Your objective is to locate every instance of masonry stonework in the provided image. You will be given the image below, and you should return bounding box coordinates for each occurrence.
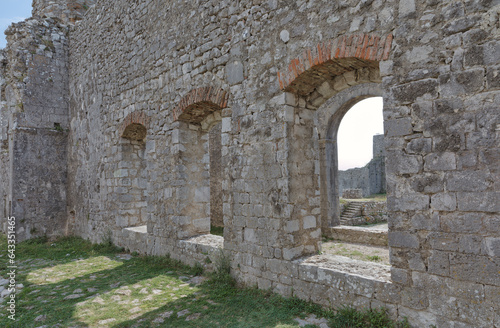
[1,1,500,327]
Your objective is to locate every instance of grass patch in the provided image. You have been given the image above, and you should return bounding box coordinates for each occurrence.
[0,235,405,327]
[366,255,382,262]
[330,306,410,328]
[324,243,389,265]
[210,225,224,237]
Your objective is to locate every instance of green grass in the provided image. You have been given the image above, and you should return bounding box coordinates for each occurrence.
[366,255,382,262]
[210,225,224,237]
[330,306,409,328]
[0,235,407,327]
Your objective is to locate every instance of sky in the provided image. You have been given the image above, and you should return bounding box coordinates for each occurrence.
[337,97,384,170]
[1,1,384,170]
[0,0,32,48]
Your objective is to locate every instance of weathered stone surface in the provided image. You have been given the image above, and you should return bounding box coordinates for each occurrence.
[0,1,499,326]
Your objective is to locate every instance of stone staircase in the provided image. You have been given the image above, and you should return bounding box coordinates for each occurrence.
[340,201,363,225]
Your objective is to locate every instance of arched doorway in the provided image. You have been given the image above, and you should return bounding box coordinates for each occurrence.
[318,83,383,228]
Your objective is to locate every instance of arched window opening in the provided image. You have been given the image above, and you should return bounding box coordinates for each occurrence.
[170,86,229,241]
[117,122,148,229]
[209,121,223,236]
[321,95,389,266]
[337,97,386,225]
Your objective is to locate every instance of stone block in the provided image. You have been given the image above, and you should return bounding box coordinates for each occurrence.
[114,169,128,178]
[386,151,422,174]
[406,138,432,154]
[456,192,500,212]
[332,75,349,91]
[317,81,335,99]
[221,117,231,132]
[458,234,482,254]
[399,0,416,17]
[388,231,419,249]
[225,60,244,85]
[438,69,485,96]
[440,212,482,233]
[392,79,438,104]
[428,250,450,276]
[483,237,500,257]
[410,212,440,231]
[410,173,444,193]
[450,253,500,285]
[431,193,457,211]
[424,152,456,171]
[283,245,304,260]
[388,194,429,211]
[487,66,500,89]
[244,228,257,243]
[302,216,316,229]
[401,287,429,310]
[446,171,491,192]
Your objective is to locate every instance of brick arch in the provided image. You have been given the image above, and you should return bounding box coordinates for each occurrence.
[120,111,150,141]
[173,87,229,125]
[277,33,393,96]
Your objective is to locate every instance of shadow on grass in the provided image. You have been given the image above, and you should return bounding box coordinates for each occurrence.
[0,236,408,328]
[0,236,201,327]
[0,236,318,328]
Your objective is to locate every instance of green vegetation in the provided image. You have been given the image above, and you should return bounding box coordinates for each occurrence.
[330,306,409,328]
[0,235,407,327]
[210,225,224,237]
[325,243,388,265]
[366,255,382,262]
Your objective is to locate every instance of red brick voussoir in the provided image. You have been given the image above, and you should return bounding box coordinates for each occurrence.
[172,87,229,125]
[277,33,393,95]
[119,111,150,140]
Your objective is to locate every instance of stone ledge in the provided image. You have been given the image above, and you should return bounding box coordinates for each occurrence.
[326,225,388,246]
[177,234,224,251]
[124,225,147,233]
[296,253,391,282]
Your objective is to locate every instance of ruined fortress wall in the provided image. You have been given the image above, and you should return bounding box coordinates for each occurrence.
[0,50,9,223]
[61,0,500,326]
[32,0,96,23]
[0,17,70,241]
[338,157,386,197]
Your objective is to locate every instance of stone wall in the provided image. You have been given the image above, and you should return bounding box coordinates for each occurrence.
[209,122,223,227]
[1,0,499,327]
[339,135,386,197]
[0,17,71,241]
[66,0,500,326]
[373,133,385,158]
[0,50,9,223]
[32,0,96,24]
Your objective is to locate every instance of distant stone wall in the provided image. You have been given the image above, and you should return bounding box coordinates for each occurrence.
[342,189,363,199]
[373,134,385,158]
[345,201,387,226]
[339,156,386,197]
